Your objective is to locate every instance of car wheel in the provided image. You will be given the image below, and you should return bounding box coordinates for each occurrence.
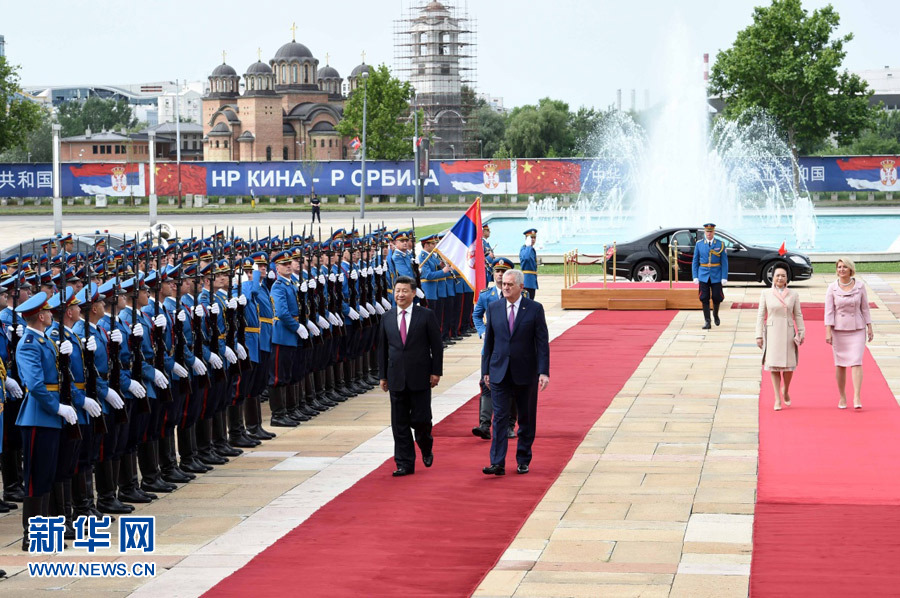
[763,261,791,287]
[632,260,661,283]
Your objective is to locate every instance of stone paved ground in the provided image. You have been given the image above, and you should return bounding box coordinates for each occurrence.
[1,271,898,597]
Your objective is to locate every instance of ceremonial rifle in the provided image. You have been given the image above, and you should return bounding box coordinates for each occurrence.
[206,231,226,383]
[130,237,151,414]
[409,218,427,308]
[190,231,211,389]
[224,228,239,375]
[56,244,81,440]
[82,256,108,435]
[235,235,251,372]
[107,234,128,425]
[152,236,173,403]
[8,246,22,382]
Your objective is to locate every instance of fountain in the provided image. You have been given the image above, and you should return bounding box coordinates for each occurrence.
[523,30,817,252]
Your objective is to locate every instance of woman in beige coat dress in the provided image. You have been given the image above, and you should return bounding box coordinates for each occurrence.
[756,266,805,410]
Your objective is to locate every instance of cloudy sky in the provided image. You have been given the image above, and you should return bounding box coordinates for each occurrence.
[5,0,893,110]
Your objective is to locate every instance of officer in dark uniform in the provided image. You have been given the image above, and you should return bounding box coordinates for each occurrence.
[692,223,729,330]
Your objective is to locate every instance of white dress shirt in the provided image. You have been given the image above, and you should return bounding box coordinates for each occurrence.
[505,296,522,322]
[396,304,414,337]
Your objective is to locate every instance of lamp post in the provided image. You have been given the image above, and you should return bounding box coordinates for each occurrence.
[149,130,157,226]
[52,123,62,234]
[360,70,369,219]
[478,139,483,159]
[449,144,456,159]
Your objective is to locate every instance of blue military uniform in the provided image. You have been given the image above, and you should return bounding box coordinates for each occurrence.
[691,223,729,329]
[519,228,539,299]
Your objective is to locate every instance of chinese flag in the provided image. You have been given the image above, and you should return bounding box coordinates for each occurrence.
[778,241,786,256]
[155,164,207,196]
[518,160,581,193]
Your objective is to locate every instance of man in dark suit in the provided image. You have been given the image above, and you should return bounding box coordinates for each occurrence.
[378,276,443,477]
[482,269,550,476]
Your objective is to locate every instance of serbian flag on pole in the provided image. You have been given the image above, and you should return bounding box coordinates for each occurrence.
[432,197,486,299]
[350,136,361,150]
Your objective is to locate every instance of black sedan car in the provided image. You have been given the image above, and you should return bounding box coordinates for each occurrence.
[605,227,813,286]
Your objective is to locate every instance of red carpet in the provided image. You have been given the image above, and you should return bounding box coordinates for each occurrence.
[572,282,696,289]
[205,310,675,598]
[752,317,900,596]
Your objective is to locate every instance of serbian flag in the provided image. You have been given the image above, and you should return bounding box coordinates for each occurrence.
[432,197,486,299]
[441,160,512,194]
[517,159,581,193]
[68,163,145,197]
[836,156,899,191]
[778,241,786,256]
[154,163,208,195]
[350,136,361,150]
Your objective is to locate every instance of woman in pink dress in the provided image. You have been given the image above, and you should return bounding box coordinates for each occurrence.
[824,258,874,409]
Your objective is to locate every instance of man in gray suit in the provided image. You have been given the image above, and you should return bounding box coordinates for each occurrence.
[378,276,443,477]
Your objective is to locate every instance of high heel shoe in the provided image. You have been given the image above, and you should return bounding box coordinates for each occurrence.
[783,393,791,406]
[774,402,782,411]
[838,398,847,409]
[854,400,862,410]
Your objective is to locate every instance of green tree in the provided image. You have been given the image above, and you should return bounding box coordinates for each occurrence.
[503,98,575,158]
[708,0,873,187]
[820,109,900,155]
[0,57,43,155]
[570,106,607,155]
[473,104,506,159]
[57,96,137,138]
[0,106,53,162]
[337,64,417,160]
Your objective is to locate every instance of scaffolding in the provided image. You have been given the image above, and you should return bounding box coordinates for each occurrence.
[394,0,478,160]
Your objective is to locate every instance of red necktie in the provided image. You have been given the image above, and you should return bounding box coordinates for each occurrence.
[400,310,407,345]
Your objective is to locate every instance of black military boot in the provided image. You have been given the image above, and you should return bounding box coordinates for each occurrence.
[138,441,177,493]
[289,383,314,420]
[213,411,242,457]
[702,305,712,330]
[713,303,721,326]
[160,435,193,483]
[269,386,298,427]
[324,365,346,402]
[228,404,260,448]
[357,356,374,390]
[362,354,380,386]
[312,373,337,408]
[22,495,43,551]
[296,384,319,418]
[96,460,133,514]
[72,469,93,518]
[49,482,75,540]
[245,395,275,440]
[254,396,276,439]
[2,449,24,503]
[348,361,367,395]
[196,419,228,465]
[178,425,210,473]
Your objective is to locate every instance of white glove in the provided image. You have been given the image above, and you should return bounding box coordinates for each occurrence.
[172,362,189,378]
[415,288,425,299]
[83,397,102,418]
[367,266,374,276]
[328,273,336,283]
[692,278,699,284]
[374,302,385,315]
[339,273,345,282]
[317,315,329,329]
[301,281,308,292]
[85,336,97,352]
[375,265,383,275]
[110,329,123,344]
[4,377,23,399]
[308,278,317,289]
[57,404,77,425]
[210,302,220,315]
[359,307,370,319]
[191,359,208,376]
[296,326,309,340]
[235,343,247,360]
[348,308,359,321]
[722,279,728,285]
[318,275,326,285]
[132,323,143,338]
[306,322,320,336]
[195,304,205,317]
[238,294,247,306]
[15,324,25,338]
[223,346,237,365]
[153,314,167,329]
[350,269,358,280]
[177,309,187,322]
[104,388,124,410]
[153,368,169,389]
[365,302,375,314]
[227,298,237,310]
[328,312,341,326]
[525,236,534,247]
[128,379,147,399]
[360,268,368,278]
[208,353,223,369]
[381,297,391,310]
[58,340,73,355]
[267,270,276,280]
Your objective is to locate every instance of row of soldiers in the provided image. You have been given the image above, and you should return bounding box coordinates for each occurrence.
[0,225,442,551]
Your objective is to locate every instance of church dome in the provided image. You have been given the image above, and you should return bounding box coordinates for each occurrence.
[211,62,237,77]
[350,63,371,78]
[273,41,314,61]
[318,65,340,79]
[245,60,273,75]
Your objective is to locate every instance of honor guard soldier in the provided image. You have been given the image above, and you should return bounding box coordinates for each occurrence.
[418,234,450,342]
[520,229,539,300]
[14,292,79,550]
[0,277,26,511]
[243,252,276,439]
[471,258,517,440]
[482,223,495,282]
[692,223,729,330]
[269,250,309,427]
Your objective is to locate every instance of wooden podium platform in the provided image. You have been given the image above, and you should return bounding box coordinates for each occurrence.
[561,282,701,310]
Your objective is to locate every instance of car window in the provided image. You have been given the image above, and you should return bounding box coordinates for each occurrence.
[718,236,738,249]
[673,231,695,249]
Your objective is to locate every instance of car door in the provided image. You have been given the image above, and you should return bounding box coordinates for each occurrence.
[717,233,755,281]
[670,229,696,281]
